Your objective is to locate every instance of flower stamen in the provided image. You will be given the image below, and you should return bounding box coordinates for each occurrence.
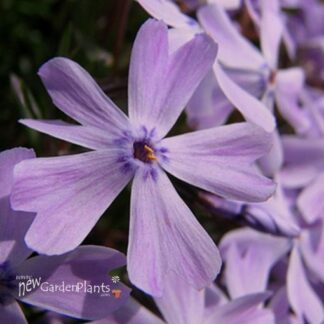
[133,141,157,163]
[144,145,157,161]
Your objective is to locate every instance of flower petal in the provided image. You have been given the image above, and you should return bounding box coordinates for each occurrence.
[275,68,310,134]
[154,271,205,324]
[11,150,133,255]
[128,167,221,296]
[0,301,27,324]
[220,229,290,299]
[128,19,218,138]
[245,0,299,63]
[244,0,261,25]
[206,292,274,324]
[258,130,283,176]
[287,247,324,324]
[283,136,324,168]
[213,63,275,132]
[136,0,200,30]
[162,123,276,202]
[208,0,241,10]
[297,175,324,223]
[245,179,300,237]
[38,57,129,134]
[205,285,228,317]
[269,287,291,323]
[0,148,35,199]
[225,67,267,99]
[0,198,35,266]
[168,28,195,54]
[92,298,164,324]
[0,148,36,266]
[260,0,283,69]
[299,223,324,282]
[281,136,324,187]
[198,3,265,70]
[128,19,168,131]
[14,246,130,320]
[186,71,234,130]
[280,165,317,189]
[20,119,115,150]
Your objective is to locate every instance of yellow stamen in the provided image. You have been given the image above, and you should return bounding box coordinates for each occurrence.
[144,145,157,161]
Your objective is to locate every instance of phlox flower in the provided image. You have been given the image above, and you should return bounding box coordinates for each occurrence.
[94,272,274,324]
[136,0,276,133]
[137,0,315,176]
[200,178,300,237]
[199,1,309,132]
[220,190,324,323]
[11,19,275,296]
[202,127,324,322]
[0,148,130,322]
[285,135,324,227]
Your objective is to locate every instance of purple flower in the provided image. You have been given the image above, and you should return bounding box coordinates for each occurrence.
[297,172,324,224]
[219,182,324,323]
[0,148,130,321]
[0,148,36,267]
[268,286,298,323]
[252,134,324,321]
[287,246,324,323]
[244,178,300,237]
[199,2,309,132]
[91,298,164,324]
[154,272,274,324]
[219,228,291,299]
[244,0,297,58]
[208,0,242,10]
[172,0,242,11]
[11,19,275,296]
[137,0,241,30]
[137,0,276,133]
[186,70,234,129]
[137,1,288,177]
[136,0,202,31]
[282,173,324,323]
[285,0,324,45]
[247,0,324,84]
[196,187,300,237]
[96,272,274,324]
[280,135,324,188]
[299,87,324,138]
[199,2,314,176]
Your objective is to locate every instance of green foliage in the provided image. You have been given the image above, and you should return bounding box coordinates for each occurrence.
[0,0,147,149]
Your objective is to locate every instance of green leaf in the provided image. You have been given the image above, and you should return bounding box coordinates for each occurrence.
[57,23,73,56]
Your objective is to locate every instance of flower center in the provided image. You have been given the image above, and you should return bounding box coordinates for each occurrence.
[133,141,157,163]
